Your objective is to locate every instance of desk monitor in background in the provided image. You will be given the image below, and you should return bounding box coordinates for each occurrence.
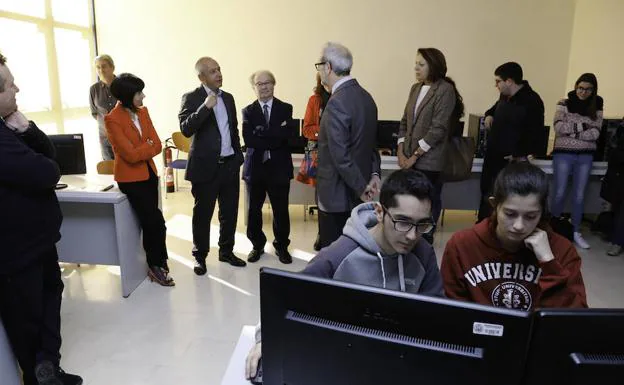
[376,120,399,156]
[522,309,624,385]
[260,268,533,385]
[49,134,86,175]
[287,118,306,154]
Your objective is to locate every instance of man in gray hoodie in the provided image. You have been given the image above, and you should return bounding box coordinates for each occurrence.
[245,169,444,380]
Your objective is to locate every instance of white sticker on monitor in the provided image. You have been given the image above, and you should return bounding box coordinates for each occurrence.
[473,322,504,337]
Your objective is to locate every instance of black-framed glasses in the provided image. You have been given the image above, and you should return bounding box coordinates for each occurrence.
[314,61,327,71]
[577,86,594,93]
[382,206,434,234]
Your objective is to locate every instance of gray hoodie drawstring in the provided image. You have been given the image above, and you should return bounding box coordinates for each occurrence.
[398,254,406,292]
[377,252,406,291]
[376,252,387,289]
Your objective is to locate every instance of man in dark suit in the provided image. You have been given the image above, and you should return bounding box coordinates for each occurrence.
[179,57,246,274]
[0,52,83,385]
[315,42,381,248]
[242,70,294,264]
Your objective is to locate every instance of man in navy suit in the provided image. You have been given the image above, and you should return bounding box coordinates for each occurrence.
[242,70,294,264]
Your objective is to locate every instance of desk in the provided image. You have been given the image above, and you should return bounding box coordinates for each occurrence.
[56,175,147,298]
[221,325,256,385]
[285,155,609,215]
[0,317,20,385]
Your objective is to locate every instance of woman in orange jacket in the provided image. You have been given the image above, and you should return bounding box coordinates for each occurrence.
[105,73,174,286]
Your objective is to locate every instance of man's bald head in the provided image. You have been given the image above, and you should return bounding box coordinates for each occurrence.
[195,57,222,91]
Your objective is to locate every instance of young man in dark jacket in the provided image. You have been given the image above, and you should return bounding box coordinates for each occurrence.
[0,53,82,385]
[245,169,444,380]
[478,62,545,222]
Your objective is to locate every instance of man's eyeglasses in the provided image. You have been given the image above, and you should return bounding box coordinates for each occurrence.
[382,206,434,234]
[314,61,327,71]
[254,81,273,88]
[577,86,594,93]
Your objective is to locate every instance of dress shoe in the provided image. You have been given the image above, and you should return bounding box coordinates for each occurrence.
[55,367,83,385]
[313,234,321,251]
[219,253,247,267]
[148,266,175,286]
[247,249,265,263]
[194,259,207,275]
[275,248,293,264]
[35,361,83,385]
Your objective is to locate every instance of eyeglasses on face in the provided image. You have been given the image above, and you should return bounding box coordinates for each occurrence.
[382,206,434,234]
[254,81,273,88]
[577,86,594,93]
[315,61,327,71]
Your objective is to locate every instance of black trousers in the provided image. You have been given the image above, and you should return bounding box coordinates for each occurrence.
[478,153,509,222]
[117,166,168,268]
[318,210,351,249]
[191,158,240,260]
[246,180,291,251]
[0,248,63,385]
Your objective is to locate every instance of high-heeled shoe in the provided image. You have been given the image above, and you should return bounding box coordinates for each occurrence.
[148,266,175,286]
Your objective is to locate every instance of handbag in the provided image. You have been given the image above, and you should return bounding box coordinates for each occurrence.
[296,142,318,185]
[441,136,476,182]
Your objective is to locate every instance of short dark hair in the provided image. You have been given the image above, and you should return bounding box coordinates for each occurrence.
[379,169,434,209]
[110,73,145,111]
[495,62,523,84]
[491,162,550,227]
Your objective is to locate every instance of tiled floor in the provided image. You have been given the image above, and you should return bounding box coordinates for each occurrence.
[58,184,624,385]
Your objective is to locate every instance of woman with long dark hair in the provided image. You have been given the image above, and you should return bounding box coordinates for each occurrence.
[397,47,464,243]
[441,162,587,310]
[551,73,604,249]
[297,73,331,250]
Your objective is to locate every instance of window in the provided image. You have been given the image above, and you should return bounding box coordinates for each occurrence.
[0,0,96,135]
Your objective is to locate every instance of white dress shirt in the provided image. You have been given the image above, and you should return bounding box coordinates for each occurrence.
[202,85,234,157]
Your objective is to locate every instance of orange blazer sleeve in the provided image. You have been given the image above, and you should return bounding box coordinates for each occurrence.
[105,107,159,164]
[141,107,162,155]
[302,94,321,140]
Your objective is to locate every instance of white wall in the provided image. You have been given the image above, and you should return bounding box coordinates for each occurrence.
[93,0,577,140]
[567,0,624,119]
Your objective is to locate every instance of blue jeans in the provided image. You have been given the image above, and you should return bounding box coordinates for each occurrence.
[551,153,593,231]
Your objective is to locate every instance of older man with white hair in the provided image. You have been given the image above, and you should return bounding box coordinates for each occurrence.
[314,42,381,248]
[242,70,294,264]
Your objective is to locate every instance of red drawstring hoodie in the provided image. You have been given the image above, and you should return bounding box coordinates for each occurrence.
[441,218,588,310]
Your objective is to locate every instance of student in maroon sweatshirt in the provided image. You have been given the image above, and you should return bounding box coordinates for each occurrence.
[441,162,588,310]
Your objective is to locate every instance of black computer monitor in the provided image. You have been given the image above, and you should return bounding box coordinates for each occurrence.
[48,134,87,175]
[522,309,624,385]
[287,118,307,154]
[377,120,399,155]
[260,268,533,385]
